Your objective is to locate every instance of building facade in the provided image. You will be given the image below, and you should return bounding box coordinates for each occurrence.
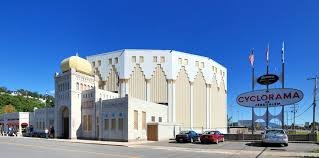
[86,49,227,131]
[1,49,226,141]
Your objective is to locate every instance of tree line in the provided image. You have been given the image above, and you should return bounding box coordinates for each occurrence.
[0,86,54,114]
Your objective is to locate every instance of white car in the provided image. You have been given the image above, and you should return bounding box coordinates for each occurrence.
[261,129,288,146]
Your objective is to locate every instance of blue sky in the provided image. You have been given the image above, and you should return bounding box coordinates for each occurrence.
[0,0,318,125]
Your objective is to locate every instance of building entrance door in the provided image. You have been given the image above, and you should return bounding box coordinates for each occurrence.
[147,124,158,141]
[62,108,69,139]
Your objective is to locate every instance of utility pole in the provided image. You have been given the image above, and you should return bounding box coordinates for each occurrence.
[290,104,298,130]
[308,76,318,134]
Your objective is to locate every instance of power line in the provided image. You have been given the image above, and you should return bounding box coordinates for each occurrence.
[295,103,313,118]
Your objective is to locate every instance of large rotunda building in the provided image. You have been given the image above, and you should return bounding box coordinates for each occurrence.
[52,49,227,141]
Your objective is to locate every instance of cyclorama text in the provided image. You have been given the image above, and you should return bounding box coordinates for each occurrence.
[237,92,301,103]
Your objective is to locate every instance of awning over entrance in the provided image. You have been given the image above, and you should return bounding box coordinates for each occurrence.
[21,123,28,126]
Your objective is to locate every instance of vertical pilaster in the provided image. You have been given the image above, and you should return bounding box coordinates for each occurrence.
[146,79,151,101]
[167,79,173,122]
[125,79,129,96]
[206,84,211,129]
[190,81,194,129]
[119,79,126,97]
[172,80,176,123]
[99,99,103,140]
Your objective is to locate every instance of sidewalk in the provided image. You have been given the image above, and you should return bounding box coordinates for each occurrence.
[50,138,156,147]
[7,136,156,147]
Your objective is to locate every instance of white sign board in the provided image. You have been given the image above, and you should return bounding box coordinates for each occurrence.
[236,88,304,108]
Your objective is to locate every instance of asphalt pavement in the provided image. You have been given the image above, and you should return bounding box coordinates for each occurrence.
[0,136,318,158]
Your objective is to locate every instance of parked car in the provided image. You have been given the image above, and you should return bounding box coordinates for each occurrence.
[175,130,199,143]
[200,130,224,144]
[261,129,288,146]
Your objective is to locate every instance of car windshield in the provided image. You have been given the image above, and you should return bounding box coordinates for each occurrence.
[203,131,215,135]
[266,130,284,135]
[180,131,190,134]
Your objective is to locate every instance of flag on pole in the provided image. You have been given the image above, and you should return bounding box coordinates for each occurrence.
[249,49,254,67]
[282,41,285,63]
[266,44,269,65]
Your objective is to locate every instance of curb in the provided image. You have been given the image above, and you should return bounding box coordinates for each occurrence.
[0,136,130,147]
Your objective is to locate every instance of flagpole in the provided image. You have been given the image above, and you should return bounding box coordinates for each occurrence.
[266,44,269,129]
[251,49,255,134]
[281,41,285,129]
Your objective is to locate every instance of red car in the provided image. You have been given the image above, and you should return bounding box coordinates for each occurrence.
[200,131,224,144]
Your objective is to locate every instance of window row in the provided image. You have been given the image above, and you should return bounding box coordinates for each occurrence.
[36,121,45,130]
[76,82,94,91]
[92,57,119,67]
[99,93,117,100]
[133,110,162,130]
[131,56,165,63]
[57,82,70,92]
[82,93,94,99]
[177,58,226,76]
[57,93,69,101]
[104,118,124,131]
[83,115,92,131]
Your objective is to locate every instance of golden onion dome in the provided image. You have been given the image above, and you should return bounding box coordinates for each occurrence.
[60,55,93,75]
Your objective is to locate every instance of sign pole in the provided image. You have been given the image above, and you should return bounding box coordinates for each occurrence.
[308,76,318,133]
[281,42,285,130]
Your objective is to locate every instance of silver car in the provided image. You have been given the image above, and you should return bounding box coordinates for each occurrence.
[261,129,288,146]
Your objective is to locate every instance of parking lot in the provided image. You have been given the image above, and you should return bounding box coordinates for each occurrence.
[134,140,319,157]
[140,140,319,153]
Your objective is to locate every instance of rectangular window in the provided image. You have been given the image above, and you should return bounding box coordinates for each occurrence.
[98,60,101,66]
[104,119,109,130]
[160,56,165,63]
[118,118,124,130]
[83,115,87,131]
[132,56,136,63]
[108,58,112,65]
[195,61,199,67]
[111,119,116,130]
[142,111,146,130]
[151,116,155,122]
[200,62,204,68]
[92,62,95,67]
[115,57,118,64]
[178,58,182,64]
[153,56,157,63]
[184,59,188,65]
[134,110,138,130]
[88,115,92,131]
[159,117,162,122]
[139,56,144,63]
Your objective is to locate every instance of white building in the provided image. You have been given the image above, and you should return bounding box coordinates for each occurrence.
[0,112,30,135]
[21,49,227,141]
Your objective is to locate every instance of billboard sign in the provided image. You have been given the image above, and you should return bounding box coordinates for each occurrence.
[257,74,279,85]
[236,88,303,108]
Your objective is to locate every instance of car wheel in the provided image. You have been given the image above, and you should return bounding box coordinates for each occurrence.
[216,139,219,144]
[284,143,288,147]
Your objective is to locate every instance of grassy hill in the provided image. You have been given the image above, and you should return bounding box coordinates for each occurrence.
[0,87,54,114]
